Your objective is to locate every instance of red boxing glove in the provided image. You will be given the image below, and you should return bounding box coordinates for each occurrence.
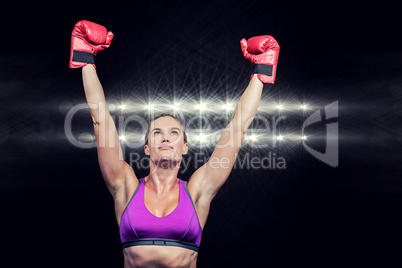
[240,35,280,84]
[69,20,114,69]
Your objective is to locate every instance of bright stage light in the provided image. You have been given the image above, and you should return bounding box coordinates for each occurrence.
[300,104,308,110]
[78,132,94,142]
[277,104,284,110]
[301,135,307,140]
[222,103,234,111]
[276,135,284,141]
[195,133,208,143]
[196,103,207,111]
[108,103,116,111]
[120,135,127,141]
[248,134,259,142]
[120,104,127,110]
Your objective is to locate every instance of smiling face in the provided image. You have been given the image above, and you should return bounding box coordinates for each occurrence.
[144,115,189,163]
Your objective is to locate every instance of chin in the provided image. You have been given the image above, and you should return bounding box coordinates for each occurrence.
[157,154,182,162]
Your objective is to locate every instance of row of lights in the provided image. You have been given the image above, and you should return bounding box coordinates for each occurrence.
[191,133,308,143]
[118,133,308,143]
[113,102,311,112]
[108,100,310,147]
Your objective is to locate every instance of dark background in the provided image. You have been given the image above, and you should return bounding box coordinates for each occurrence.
[1,0,401,267]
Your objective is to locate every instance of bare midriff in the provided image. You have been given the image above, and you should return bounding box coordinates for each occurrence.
[123,245,198,268]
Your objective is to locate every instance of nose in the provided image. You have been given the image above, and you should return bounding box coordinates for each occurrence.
[162,133,170,143]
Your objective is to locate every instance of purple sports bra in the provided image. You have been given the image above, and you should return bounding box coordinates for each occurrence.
[120,178,202,252]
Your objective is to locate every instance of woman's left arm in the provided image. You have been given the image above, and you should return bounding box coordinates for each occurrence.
[194,75,263,197]
[188,35,279,203]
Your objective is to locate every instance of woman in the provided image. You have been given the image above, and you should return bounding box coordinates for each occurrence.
[69,20,279,267]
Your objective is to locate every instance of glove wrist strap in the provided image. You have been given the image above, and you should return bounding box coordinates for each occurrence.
[72,51,96,65]
[253,64,273,77]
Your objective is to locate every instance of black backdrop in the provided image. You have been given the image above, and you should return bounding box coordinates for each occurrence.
[1,1,401,267]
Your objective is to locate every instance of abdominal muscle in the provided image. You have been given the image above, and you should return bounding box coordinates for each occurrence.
[123,245,198,268]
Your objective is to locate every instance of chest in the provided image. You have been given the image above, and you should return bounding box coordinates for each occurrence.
[119,179,203,246]
[144,187,180,218]
[123,184,196,240]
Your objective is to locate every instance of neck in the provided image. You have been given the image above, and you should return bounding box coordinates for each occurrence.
[146,158,181,194]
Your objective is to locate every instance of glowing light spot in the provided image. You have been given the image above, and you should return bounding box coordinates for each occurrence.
[120,104,127,110]
[108,104,116,111]
[248,134,259,142]
[196,103,207,111]
[276,135,284,141]
[222,103,234,111]
[301,104,308,110]
[120,135,127,141]
[78,132,94,142]
[195,133,208,143]
[277,104,284,110]
[302,135,307,140]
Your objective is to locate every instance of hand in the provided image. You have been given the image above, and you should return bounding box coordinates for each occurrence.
[69,20,114,69]
[240,35,280,84]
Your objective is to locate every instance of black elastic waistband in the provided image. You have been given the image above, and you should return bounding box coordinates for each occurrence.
[122,238,199,252]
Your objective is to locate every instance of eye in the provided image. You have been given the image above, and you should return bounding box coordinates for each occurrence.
[171,130,178,135]
[153,131,161,135]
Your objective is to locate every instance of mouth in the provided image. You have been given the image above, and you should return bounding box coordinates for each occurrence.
[158,145,173,150]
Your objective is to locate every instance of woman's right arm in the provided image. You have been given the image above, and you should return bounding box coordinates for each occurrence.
[82,64,137,196]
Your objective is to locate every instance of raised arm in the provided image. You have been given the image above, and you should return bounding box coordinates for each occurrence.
[70,20,136,197]
[82,65,134,193]
[188,35,280,203]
